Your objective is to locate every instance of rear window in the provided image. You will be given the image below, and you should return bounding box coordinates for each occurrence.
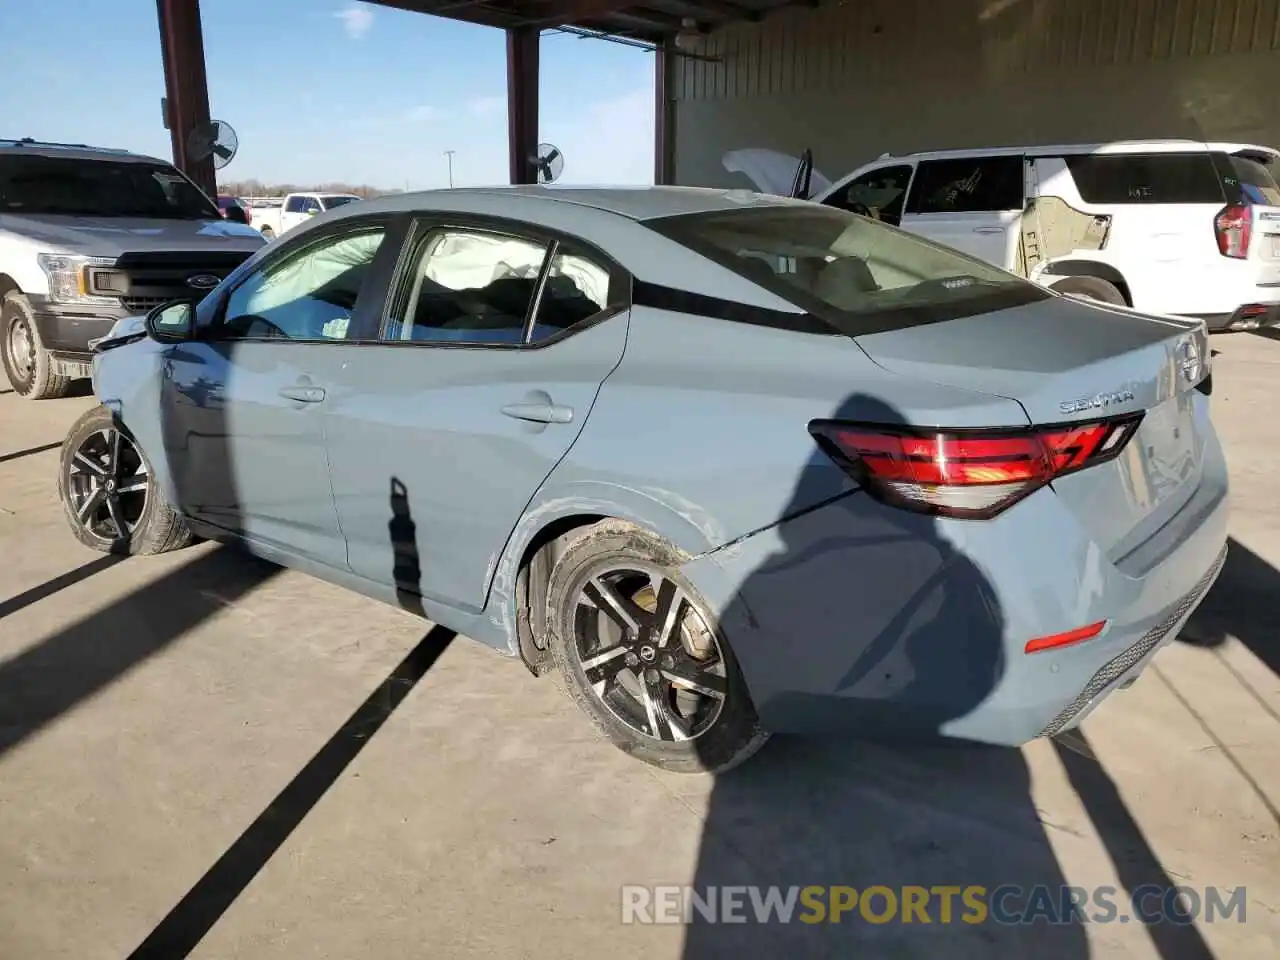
[1064,153,1225,204]
[1220,154,1280,206]
[648,204,1049,335]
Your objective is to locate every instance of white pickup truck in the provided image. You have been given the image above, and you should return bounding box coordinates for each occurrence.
[252,192,361,240]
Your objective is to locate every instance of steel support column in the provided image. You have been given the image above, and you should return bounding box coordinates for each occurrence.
[654,38,675,185]
[506,26,540,185]
[156,0,216,197]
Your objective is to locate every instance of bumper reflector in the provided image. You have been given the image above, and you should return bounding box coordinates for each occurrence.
[1024,620,1108,655]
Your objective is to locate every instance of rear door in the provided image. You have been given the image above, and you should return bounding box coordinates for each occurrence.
[898,155,1024,269]
[320,218,631,614]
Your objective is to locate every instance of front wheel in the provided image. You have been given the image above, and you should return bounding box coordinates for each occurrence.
[57,406,196,555]
[1051,275,1125,305]
[1,291,72,400]
[545,520,769,773]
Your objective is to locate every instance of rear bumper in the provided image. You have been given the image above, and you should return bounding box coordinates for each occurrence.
[1187,300,1280,333]
[680,436,1230,744]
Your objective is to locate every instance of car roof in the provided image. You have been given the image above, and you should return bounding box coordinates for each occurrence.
[878,139,1279,162]
[0,139,166,164]
[349,184,811,223]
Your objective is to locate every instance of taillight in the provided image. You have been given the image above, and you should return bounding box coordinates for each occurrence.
[1215,203,1253,258]
[809,414,1143,520]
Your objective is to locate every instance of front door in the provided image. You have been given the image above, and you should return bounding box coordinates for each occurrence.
[321,220,630,613]
[898,155,1026,270]
[161,221,391,567]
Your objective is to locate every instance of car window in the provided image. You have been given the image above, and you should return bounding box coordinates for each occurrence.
[322,195,358,210]
[650,204,1048,333]
[906,156,1024,214]
[302,197,322,214]
[1220,154,1280,206]
[1063,153,1225,204]
[284,195,303,213]
[388,227,549,345]
[529,242,616,343]
[825,164,914,226]
[0,154,219,219]
[217,227,386,341]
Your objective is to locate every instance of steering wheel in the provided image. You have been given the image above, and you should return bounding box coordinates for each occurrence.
[846,201,874,218]
[223,313,291,340]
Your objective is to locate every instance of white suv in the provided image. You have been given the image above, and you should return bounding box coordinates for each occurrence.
[812,140,1280,332]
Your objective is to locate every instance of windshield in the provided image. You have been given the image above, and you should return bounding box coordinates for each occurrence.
[321,195,359,210]
[0,154,220,219]
[650,204,1049,334]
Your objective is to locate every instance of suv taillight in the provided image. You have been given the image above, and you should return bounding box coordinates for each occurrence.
[810,416,1143,520]
[1215,203,1253,259]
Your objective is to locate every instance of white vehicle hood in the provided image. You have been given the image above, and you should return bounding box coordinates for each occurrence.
[0,213,266,257]
[721,148,832,197]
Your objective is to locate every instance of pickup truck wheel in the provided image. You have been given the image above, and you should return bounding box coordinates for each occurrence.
[1,291,72,400]
[1051,276,1126,306]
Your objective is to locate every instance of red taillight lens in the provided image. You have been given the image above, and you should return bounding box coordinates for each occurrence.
[810,414,1142,519]
[1215,203,1252,259]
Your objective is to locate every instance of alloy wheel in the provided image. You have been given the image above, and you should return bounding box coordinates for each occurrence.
[572,564,728,742]
[65,427,150,543]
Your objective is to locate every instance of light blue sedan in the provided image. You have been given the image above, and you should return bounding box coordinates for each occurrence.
[57,186,1228,772]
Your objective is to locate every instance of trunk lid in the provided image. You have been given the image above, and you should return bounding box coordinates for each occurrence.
[853,294,1211,564]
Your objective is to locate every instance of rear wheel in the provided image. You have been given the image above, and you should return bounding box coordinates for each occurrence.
[545,520,769,773]
[57,406,195,555]
[1,291,72,400]
[1051,275,1125,305]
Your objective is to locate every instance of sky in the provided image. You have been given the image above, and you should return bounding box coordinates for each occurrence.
[0,0,656,190]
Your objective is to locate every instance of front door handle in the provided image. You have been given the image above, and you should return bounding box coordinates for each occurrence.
[279,385,326,403]
[500,401,573,424]
[972,226,1006,235]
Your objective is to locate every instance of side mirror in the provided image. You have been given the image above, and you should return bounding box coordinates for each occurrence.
[224,205,249,225]
[146,300,197,343]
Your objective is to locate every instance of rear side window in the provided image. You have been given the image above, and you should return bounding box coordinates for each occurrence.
[906,156,1024,214]
[1064,153,1224,204]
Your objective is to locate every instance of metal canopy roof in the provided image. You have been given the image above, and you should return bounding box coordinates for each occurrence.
[369,0,811,43]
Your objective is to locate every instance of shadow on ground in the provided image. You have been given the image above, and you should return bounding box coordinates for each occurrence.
[0,546,279,759]
[1180,536,1278,679]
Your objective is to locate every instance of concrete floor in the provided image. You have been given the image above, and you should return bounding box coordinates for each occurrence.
[1,337,1277,960]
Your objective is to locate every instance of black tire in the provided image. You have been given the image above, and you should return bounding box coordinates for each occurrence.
[57,405,195,555]
[1,291,73,400]
[545,519,769,773]
[1051,275,1126,305]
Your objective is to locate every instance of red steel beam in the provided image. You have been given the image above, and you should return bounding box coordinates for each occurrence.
[156,0,217,198]
[506,26,540,185]
[654,37,674,184]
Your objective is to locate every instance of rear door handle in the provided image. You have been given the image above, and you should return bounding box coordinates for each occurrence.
[972,226,1006,235]
[500,401,573,424]
[278,385,326,403]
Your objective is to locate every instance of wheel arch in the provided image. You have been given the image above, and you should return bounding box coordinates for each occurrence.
[0,273,21,302]
[484,486,720,673]
[1039,259,1132,305]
